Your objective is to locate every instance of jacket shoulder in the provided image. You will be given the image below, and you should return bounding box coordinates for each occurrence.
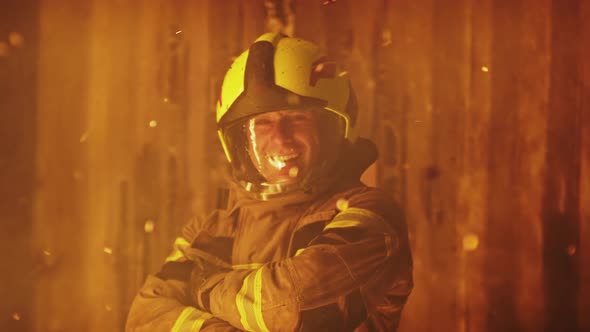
[323,186,401,216]
[181,208,235,243]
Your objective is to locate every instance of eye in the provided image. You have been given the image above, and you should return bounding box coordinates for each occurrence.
[251,118,274,133]
[254,118,273,126]
[289,112,312,123]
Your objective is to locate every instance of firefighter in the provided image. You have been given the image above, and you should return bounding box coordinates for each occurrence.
[126,32,413,332]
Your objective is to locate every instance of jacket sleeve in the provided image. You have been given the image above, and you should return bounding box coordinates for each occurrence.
[126,217,242,332]
[192,192,412,332]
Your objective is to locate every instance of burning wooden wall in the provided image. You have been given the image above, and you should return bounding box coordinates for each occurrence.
[1,0,588,331]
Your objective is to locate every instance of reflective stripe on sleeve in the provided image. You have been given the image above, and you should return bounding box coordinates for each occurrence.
[235,268,270,332]
[171,307,212,332]
[323,220,361,230]
[232,263,264,270]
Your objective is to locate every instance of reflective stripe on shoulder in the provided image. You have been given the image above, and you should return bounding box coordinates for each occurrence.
[171,307,212,332]
[236,268,270,332]
[165,237,191,262]
[324,207,392,233]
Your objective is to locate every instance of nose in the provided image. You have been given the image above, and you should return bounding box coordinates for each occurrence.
[270,117,294,144]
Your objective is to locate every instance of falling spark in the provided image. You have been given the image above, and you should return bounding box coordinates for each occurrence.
[144,220,155,233]
[481,66,489,72]
[175,30,182,35]
[323,0,337,5]
[8,32,24,47]
[79,131,89,143]
[381,29,392,47]
[336,198,349,212]
[12,313,21,321]
[338,71,348,77]
[463,234,479,251]
[41,249,57,267]
[567,245,577,256]
[288,166,299,178]
[103,247,113,255]
[149,120,158,128]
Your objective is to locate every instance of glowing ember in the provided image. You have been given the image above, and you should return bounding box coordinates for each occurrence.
[381,29,392,47]
[79,131,89,143]
[566,245,576,256]
[463,234,479,251]
[288,166,299,178]
[149,120,158,128]
[336,198,349,211]
[8,32,24,47]
[144,220,155,233]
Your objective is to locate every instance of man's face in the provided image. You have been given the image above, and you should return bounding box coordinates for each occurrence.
[247,109,320,184]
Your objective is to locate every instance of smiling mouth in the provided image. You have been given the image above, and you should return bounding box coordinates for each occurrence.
[266,153,299,169]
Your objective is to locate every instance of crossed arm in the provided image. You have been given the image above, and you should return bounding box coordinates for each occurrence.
[126,205,410,331]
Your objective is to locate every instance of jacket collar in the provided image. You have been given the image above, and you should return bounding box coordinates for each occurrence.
[226,137,378,215]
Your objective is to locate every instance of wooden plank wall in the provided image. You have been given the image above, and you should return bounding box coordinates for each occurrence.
[0,1,39,332]
[580,2,590,329]
[24,0,590,331]
[34,2,93,331]
[580,3,590,331]
[32,0,207,331]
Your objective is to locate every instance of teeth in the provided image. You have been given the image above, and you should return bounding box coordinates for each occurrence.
[275,154,298,162]
[266,153,299,169]
[268,153,298,162]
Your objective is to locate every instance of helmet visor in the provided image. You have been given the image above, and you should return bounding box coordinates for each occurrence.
[221,108,345,198]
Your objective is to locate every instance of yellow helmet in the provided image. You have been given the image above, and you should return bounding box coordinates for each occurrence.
[216,33,359,199]
[217,33,358,155]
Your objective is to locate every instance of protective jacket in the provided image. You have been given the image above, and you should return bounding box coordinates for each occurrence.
[126,139,413,331]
